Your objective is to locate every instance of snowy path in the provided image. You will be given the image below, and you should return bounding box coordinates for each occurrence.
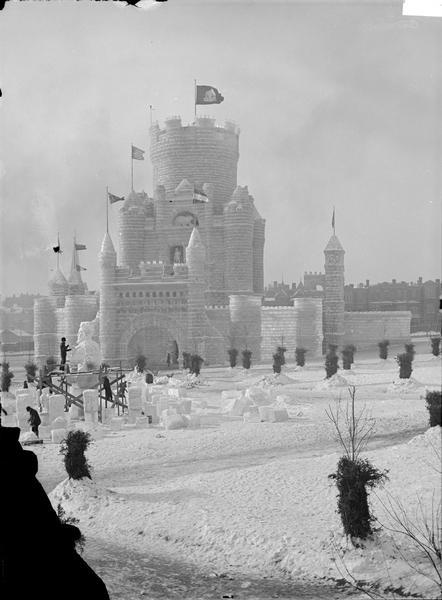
[85,538,358,599]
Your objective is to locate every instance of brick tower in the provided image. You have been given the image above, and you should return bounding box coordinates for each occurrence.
[323,234,345,349]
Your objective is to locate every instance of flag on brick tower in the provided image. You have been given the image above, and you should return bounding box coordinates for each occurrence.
[193,187,209,203]
[131,145,145,160]
[195,85,224,105]
[108,192,125,204]
[75,243,86,251]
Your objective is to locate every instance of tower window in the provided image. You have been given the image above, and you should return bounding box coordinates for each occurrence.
[125,292,130,298]
[166,291,170,297]
[172,291,176,297]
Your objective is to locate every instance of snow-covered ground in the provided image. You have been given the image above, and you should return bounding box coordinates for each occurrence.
[22,352,441,599]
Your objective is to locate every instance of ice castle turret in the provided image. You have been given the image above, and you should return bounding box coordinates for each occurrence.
[323,234,345,349]
[99,232,118,363]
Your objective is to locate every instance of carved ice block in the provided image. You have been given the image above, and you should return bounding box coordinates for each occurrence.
[83,389,98,424]
[51,428,67,444]
[48,394,66,424]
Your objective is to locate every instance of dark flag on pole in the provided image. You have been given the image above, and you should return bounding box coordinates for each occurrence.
[108,192,125,204]
[53,234,62,254]
[195,85,224,105]
[76,265,87,272]
[131,145,145,160]
[75,243,86,251]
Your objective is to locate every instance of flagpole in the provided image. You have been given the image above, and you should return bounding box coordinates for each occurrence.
[106,186,109,233]
[56,232,60,270]
[149,105,153,127]
[194,79,197,120]
[333,206,336,235]
[131,144,134,192]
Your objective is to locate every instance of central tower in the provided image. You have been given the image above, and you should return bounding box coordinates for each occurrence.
[149,116,239,214]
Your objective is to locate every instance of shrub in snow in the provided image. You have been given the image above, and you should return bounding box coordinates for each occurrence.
[242,349,252,370]
[24,360,37,383]
[276,346,287,366]
[378,340,389,360]
[295,347,307,367]
[404,343,415,361]
[425,390,441,427]
[182,352,191,370]
[56,503,85,553]
[342,345,356,370]
[272,353,283,374]
[190,354,204,376]
[135,354,147,373]
[329,456,388,540]
[396,353,413,379]
[227,348,238,368]
[1,361,14,392]
[325,345,339,379]
[60,430,92,480]
[430,337,441,357]
[327,386,387,541]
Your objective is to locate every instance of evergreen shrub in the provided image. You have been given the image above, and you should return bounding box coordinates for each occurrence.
[425,390,442,427]
[329,456,388,540]
[295,347,307,367]
[430,337,441,357]
[242,350,252,370]
[325,345,339,379]
[396,353,413,379]
[1,362,14,392]
[227,348,238,368]
[378,340,389,360]
[60,430,93,480]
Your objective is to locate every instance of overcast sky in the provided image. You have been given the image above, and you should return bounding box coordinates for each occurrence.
[0,0,440,297]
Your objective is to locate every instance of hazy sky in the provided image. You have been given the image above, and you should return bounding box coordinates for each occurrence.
[0,0,440,296]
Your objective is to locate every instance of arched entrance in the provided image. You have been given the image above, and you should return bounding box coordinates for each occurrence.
[119,311,186,370]
[128,325,179,370]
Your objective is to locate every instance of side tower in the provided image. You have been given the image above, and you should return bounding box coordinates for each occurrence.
[186,227,206,353]
[99,232,118,363]
[323,234,345,349]
[224,186,254,293]
[118,191,154,274]
[150,116,239,214]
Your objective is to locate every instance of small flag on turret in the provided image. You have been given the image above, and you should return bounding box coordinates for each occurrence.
[75,243,87,251]
[196,85,224,105]
[76,265,87,271]
[193,187,209,204]
[131,145,145,160]
[108,192,125,204]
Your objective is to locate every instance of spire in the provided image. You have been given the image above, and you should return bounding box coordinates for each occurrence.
[100,231,116,257]
[324,234,344,253]
[48,267,68,296]
[68,236,85,293]
[187,226,205,251]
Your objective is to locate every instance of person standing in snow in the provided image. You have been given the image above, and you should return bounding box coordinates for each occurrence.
[102,376,113,406]
[26,406,41,438]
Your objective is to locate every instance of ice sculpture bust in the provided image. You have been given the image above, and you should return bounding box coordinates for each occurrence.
[72,321,102,372]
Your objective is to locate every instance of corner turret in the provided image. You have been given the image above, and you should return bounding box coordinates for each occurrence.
[323,233,345,349]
